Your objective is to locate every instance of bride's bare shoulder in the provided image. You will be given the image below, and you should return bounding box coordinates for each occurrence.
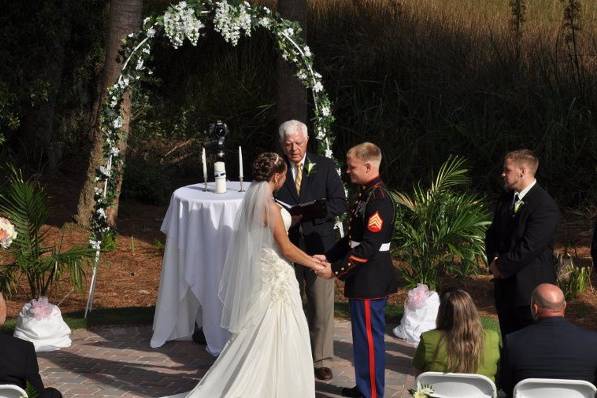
[266,200,283,220]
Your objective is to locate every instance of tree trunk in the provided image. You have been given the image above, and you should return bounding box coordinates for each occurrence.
[276,0,308,126]
[20,0,71,174]
[75,0,142,227]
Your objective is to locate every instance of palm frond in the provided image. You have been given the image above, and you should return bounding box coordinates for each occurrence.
[392,156,490,289]
[430,155,470,194]
[0,166,92,299]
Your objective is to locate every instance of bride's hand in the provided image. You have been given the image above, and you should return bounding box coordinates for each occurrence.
[312,256,333,279]
[313,254,327,265]
[316,262,333,279]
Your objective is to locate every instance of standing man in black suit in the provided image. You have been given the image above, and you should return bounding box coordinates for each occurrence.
[274,120,347,381]
[0,294,62,398]
[501,283,597,396]
[485,149,560,337]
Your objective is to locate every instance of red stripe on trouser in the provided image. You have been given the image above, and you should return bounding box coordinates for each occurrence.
[364,299,377,398]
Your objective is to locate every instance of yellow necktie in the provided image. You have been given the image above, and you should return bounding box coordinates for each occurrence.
[295,163,303,193]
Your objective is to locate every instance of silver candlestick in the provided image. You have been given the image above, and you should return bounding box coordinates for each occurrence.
[239,177,245,192]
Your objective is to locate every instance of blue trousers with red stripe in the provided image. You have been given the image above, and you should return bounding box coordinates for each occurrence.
[349,298,386,398]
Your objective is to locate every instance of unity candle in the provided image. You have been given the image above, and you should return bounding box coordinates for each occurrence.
[214,161,226,194]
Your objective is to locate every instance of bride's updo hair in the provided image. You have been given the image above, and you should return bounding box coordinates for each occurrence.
[253,152,286,182]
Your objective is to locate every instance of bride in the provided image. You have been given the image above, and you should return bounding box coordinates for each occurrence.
[165,152,327,398]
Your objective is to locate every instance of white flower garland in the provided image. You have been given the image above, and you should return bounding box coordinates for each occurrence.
[90,0,337,252]
[213,1,252,46]
[163,1,205,48]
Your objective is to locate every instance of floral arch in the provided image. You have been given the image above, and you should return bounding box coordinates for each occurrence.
[86,0,336,313]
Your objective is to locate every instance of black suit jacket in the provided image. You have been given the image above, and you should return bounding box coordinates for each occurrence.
[0,333,45,392]
[485,183,560,306]
[275,153,347,255]
[501,317,597,395]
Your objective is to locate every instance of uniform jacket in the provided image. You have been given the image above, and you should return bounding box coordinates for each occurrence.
[326,177,398,298]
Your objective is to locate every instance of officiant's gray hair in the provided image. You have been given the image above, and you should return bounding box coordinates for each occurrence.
[347,142,382,168]
[278,120,308,141]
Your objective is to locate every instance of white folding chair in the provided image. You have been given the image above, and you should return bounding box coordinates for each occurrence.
[416,371,497,398]
[513,378,597,398]
[0,384,28,398]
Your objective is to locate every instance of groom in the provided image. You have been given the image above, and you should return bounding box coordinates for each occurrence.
[317,142,397,398]
[275,120,347,381]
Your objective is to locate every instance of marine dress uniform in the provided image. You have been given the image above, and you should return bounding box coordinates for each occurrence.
[326,176,398,398]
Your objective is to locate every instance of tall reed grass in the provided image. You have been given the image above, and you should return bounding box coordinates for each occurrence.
[133,0,596,207]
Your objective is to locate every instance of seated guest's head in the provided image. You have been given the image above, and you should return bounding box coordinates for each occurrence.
[530,283,566,320]
[436,289,484,373]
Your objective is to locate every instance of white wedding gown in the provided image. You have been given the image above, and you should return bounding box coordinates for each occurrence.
[165,207,315,398]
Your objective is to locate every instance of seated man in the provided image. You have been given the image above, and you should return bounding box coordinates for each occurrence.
[0,294,62,398]
[501,283,597,396]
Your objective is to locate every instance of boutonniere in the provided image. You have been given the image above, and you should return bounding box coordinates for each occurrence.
[305,162,316,176]
[408,385,437,398]
[514,199,525,214]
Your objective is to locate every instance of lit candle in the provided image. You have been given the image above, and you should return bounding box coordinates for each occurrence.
[202,147,208,183]
[238,146,243,180]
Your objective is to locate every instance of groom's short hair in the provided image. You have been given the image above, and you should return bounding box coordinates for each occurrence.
[278,120,308,141]
[347,142,382,168]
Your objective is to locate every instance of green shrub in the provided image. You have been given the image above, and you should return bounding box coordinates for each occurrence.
[0,167,94,298]
[556,252,593,299]
[392,156,491,290]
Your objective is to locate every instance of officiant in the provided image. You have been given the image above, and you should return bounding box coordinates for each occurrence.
[275,120,347,381]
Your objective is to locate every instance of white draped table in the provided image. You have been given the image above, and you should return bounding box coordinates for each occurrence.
[151,181,246,355]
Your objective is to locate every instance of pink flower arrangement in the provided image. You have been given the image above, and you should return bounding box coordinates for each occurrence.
[406,283,433,310]
[30,297,54,320]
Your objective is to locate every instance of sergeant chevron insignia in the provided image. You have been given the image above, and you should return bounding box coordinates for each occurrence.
[367,211,383,232]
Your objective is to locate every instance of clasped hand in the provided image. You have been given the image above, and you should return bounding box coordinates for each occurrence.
[312,254,333,279]
[489,257,502,279]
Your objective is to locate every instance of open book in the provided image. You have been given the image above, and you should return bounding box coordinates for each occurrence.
[275,198,328,220]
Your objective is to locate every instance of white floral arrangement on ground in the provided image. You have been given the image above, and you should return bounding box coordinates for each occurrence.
[90,0,337,252]
[0,216,17,249]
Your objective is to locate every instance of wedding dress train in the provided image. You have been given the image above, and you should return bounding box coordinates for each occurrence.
[164,207,315,398]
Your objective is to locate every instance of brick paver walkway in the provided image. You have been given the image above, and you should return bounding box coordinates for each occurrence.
[37,319,416,397]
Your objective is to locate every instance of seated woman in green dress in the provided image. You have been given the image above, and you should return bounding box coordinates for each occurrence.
[412,289,500,381]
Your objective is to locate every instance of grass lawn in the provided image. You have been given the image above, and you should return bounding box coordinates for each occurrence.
[2,302,500,340]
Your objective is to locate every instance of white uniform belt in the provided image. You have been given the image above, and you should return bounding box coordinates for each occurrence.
[350,240,390,252]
